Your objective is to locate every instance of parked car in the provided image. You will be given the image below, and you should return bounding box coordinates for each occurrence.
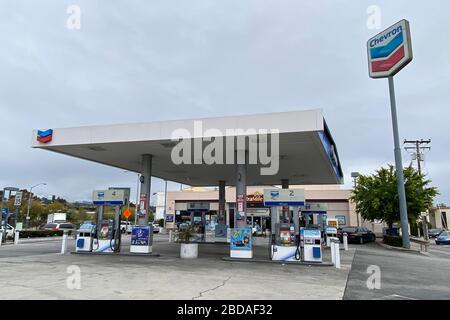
[42,222,76,232]
[337,227,376,244]
[428,228,444,238]
[152,223,160,233]
[178,222,191,231]
[435,231,450,245]
[120,221,133,234]
[0,224,15,238]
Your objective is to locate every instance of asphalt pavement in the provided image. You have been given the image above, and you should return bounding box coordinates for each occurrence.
[343,241,450,300]
[0,234,355,300]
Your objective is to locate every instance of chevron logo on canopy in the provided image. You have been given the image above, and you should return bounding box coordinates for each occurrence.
[367,19,413,78]
[37,129,53,143]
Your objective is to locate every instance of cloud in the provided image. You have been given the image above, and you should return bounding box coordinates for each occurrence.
[0,1,449,204]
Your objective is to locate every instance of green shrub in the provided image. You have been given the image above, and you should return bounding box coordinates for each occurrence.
[18,230,64,238]
[383,235,403,247]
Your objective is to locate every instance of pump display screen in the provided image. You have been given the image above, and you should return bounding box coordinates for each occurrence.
[303,229,321,238]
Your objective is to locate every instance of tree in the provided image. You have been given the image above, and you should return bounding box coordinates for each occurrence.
[47,202,65,213]
[351,165,438,229]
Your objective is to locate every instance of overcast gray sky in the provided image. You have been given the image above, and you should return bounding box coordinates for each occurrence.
[0,0,449,204]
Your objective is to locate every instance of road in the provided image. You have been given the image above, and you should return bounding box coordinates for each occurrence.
[344,242,450,300]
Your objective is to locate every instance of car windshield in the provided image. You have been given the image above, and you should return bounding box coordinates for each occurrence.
[59,224,73,229]
[439,231,450,237]
[44,223,57,229]
[429,229,441,233]
[342,227,357,233]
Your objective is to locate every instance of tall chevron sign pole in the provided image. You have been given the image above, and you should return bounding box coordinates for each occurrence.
[367,19,413,249]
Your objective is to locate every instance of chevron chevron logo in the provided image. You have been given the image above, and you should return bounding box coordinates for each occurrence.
[37,129,53,143]
[367,19,413,78]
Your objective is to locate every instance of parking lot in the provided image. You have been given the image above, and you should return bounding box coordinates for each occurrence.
[0,234,355,300]
[1,234,449,300]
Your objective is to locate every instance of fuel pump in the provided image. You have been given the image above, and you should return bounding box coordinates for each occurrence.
[91,189,128,253]
[264,188,305,262]
[270,210,302,262]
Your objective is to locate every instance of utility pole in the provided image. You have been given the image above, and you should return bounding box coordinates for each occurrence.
[351,172,360,227]
[404,139,431,240]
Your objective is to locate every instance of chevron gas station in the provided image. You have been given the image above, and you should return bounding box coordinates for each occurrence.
[32,109,347,263]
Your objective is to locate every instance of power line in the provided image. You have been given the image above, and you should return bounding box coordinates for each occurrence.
[403,139,431,175]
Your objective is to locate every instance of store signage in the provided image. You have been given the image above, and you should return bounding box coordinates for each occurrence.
[131,226,150,246]
[247,208,270,216]
[92,190,126,205]
[36,129,53,143]
[326,227,338,234]
[237,195,244,213]
[263,189,305,206]
[335,215,346,226]
[247,192,263,203]
[187,202,209,212]
[14,192,23,207]
[327,218,338,228]
[230,228,252,251]
[367,19,413,78]
[165,213,174,223]
[139,193,148,210]
[302,203,328,214]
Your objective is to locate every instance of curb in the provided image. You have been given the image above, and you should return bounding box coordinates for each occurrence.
[70,251,161,257]
[375,240,427,255]
[221,257,334,267]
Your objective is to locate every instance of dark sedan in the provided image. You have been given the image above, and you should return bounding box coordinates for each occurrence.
[428,228,444,238]
[337,227,376,244]
[435,231,450,245]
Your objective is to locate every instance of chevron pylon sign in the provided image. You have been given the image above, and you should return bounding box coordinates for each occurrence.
[367,19,413,78]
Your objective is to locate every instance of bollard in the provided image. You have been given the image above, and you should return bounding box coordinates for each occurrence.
[61,230,68,254]
[331,239,336,265]
[326,236,331,248]
[14,231,19,245]
[334,242,341,269]
[169,230,172,243]
[343,232,348,251]
[0,231,3,247]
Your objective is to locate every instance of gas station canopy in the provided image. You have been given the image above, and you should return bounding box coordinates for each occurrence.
[31,109,343,186]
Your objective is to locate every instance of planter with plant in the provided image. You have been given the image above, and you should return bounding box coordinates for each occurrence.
[177,227,198,259]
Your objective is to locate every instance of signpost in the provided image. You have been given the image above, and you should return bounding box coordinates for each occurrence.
[367,19,413,248]
[123,208,131,219]
[263,189,305,207]
[14,192,23,207]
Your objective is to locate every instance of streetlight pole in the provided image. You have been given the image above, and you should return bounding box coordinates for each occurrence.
[163,180,168,229]
[26,183,47,229]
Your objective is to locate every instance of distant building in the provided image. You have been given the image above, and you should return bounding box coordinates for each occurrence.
[429,205,449,229]
[161,185,386,234]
